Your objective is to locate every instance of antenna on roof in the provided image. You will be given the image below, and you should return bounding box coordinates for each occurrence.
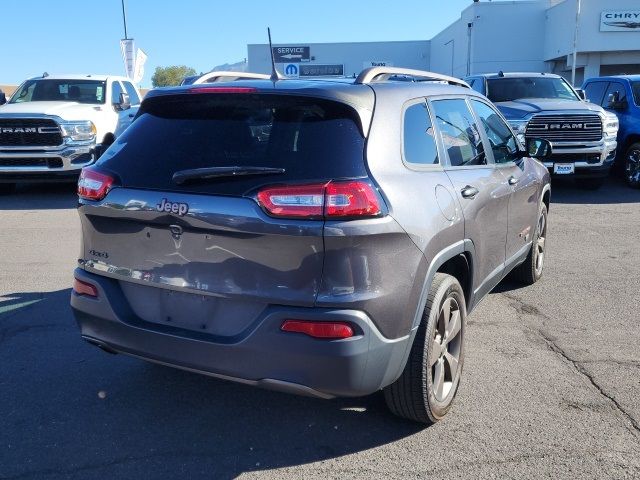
[267,27,283,82]
[42,72,49,78]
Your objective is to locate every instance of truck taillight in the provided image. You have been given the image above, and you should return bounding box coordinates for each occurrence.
[256,181,383,219]
[78,167,114,201]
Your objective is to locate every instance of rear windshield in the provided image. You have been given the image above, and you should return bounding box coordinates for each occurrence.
[10,79,107,104]
[97,93,367,196]
[486,77,578,103]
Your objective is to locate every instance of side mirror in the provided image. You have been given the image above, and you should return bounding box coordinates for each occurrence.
[524,138,553,160]
[575,88,586,101]
[607,92,627,110]
[0,91,6,105]
[116,92,131,111]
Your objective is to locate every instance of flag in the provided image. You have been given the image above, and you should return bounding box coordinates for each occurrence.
[120,39,135,79]
[133,49,147,84]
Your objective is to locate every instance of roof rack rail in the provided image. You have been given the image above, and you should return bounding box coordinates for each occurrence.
[192,71,270,85]
[354,67,470,88]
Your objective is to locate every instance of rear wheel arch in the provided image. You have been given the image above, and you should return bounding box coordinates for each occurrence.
[436,253,472,312]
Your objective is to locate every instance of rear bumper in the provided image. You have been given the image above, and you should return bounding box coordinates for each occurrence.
[71,268,413,398]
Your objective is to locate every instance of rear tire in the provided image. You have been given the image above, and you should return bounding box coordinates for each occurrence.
[0,183,16,195]
[384,273,466,424]
[624,142,640,188]
[514,203,547,285]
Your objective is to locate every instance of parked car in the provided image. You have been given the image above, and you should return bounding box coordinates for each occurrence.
[0,73,142,193]
[582,75,640,188]
[180,71,270,86]
[71,67,551,424]
[466,72,619,189]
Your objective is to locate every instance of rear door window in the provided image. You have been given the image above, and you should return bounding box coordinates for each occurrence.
[97,94,367,196]
[430,98,486,167]
[402,101,438,166]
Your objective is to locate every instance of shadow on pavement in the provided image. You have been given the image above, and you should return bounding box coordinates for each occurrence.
[0,288,425,480]
[550,176,640,205]
[0,182,77,210]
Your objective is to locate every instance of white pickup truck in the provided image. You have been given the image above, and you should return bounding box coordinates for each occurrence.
[0,74,141,192]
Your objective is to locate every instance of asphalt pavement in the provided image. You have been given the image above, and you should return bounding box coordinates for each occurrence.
[1,178,639,479]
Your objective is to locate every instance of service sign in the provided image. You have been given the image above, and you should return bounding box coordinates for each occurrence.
[272,46,310,63]
[600,11,640,31]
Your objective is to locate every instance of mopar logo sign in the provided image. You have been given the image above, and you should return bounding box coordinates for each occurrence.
[283,64,299,78]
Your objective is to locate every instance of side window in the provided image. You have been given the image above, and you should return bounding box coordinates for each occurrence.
[471,100,519,164]
[403,101,438,165]
[431,98,485,167]
[111,81,124,105]
[583,81,608,105]
[122,82,141,105]
[603,82,626,107]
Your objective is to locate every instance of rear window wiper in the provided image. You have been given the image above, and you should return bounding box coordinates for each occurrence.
[172,166,285,185]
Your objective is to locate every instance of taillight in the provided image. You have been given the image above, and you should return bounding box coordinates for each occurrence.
[78,168,114,201]
[73,278,98,298]
[325,181,381,217]
[257,181,383,219]
[281,320,355,339]
[257,184,325,218]
[188,87,257,94]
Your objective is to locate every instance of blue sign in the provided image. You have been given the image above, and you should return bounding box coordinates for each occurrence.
[284,64,299,77]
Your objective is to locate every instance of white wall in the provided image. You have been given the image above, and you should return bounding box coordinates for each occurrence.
[544,0,640,60]
[247,41,430,78]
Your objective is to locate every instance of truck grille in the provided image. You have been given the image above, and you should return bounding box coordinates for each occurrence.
[525,114,602,142]
[0,119,63,147]
[0,157,63,168]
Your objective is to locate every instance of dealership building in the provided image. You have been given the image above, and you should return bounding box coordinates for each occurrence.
[247,0,640,86]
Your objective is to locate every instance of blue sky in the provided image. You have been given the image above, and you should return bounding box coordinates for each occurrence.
[3,0,485,87]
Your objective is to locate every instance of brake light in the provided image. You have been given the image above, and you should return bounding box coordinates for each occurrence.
[257,181,383,219]
[325,181,381,217]
[188,87,257,94]
[73,278,98,298]
[281,320,354,339]
[78,168,114,201]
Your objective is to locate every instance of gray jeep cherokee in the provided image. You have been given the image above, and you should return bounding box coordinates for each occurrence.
[71,67,551,424]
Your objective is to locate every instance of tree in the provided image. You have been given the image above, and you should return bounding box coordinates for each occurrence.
[151,65,197,87]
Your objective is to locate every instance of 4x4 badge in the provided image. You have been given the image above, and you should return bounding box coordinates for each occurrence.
[156,198,189,216]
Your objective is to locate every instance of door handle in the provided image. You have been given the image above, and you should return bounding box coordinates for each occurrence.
[461,185,479,199]
[508,176,519,186]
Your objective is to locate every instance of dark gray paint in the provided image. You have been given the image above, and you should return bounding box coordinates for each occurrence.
[72,78,551,398]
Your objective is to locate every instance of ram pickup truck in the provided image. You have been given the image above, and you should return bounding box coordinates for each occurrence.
[466,72,618,189]
[582,75,640,188]
[0,74,141,193]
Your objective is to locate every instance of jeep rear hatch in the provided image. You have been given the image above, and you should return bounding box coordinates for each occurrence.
[77,92,370,332]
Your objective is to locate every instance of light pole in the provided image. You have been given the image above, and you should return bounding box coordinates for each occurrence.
[466,22,473,76]
[571,0,581,86]
[445,39,455,76]
[121,0,129,40]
